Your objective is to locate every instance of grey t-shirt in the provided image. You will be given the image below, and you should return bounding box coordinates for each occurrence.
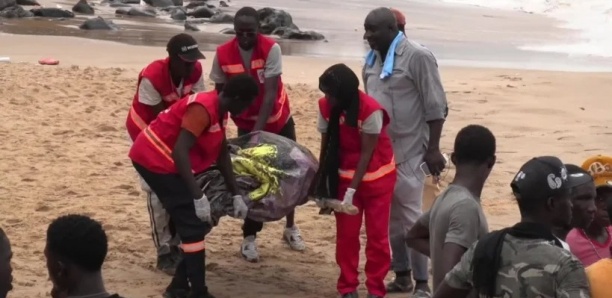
[417,184,489,290]
[209,43,283,83]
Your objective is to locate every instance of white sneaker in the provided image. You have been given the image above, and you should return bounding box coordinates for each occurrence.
[241,235,260,262]
[283,226,306,251]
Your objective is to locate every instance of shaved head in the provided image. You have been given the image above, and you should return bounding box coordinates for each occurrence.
[365,7,398,31]
[363,7,399,52]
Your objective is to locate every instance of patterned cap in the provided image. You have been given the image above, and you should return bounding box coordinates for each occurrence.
[581,155,612,189]
[511,156,570,201]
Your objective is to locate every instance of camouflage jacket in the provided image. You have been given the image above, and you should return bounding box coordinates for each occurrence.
[445,234,591,298]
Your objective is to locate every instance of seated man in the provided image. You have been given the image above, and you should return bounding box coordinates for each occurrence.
[45,214,125,298]
[0,228,12,298]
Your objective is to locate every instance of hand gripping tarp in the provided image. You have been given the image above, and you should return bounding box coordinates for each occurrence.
[196,131,318,226]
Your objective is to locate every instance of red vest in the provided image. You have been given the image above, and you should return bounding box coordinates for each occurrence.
[318,91,396,194]
[215,34,290,133]
[129,91,228,174]
[126,58,203,141]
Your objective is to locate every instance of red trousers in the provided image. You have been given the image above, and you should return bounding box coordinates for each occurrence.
[335,177,395,297]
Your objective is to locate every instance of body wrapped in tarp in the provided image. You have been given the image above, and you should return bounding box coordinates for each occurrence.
[196,131,318,225]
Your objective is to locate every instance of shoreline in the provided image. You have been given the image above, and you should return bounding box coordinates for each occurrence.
[3,32,612,73]
[3,0,612,72]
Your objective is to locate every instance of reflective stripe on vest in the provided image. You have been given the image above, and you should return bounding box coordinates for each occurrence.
[129,106,147,130]
[143,127,174,164]
[338,158,396,182]
[221,64,245,74]
[246,86,288,123]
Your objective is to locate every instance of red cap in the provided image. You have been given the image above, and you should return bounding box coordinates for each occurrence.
[390,8,406,26]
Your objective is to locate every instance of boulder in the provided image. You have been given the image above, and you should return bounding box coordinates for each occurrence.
[209,11,232,23]
[30,7,75,18]
[170,7,186,20]
[142,0,172,8]
[72,0,94,15]
[272,27,325,41]
[0,5,33,18]
[16,0,39,6]
[0,0,16,11]
[186,5,214,18]
[79,16,118,30]
[184,21,199,31]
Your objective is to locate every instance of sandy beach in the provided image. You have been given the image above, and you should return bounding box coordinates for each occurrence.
[0,31,611,297]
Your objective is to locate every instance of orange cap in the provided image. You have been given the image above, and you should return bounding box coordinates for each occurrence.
[390,8,406,26]
[581,155,612,188]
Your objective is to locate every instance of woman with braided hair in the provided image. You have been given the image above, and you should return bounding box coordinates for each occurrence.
[314,63,397,298]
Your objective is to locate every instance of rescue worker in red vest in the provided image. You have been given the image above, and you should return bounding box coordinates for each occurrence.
[125,33,206,275]
[129,73,259,298]
[314,64,397,298]
[209,6,304,262]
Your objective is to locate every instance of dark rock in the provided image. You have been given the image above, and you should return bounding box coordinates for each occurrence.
[186,6,214,18]
[171,0,182,6]
[16,0,39,6]
[272,26,325,41]
[142,0,172,7]
[184,21,199,31]
[115,7,156,17]
[219,0,227,7]
[79,16,118,30]
[30,7,75,18]
[208,11,232,23]
[0,5,33,18]
[0,0,16,11]
[170,7,186,20]
[257,7,297,35]
[205,3,214,9]
[219,27,234,35]
[120,0,139,4]
[184,0,205,9]
[108,1,130,7]
[72,0,94,15]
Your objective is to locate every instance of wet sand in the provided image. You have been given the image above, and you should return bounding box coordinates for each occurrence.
[3,0,612,71]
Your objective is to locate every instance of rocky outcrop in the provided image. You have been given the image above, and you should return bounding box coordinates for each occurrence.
[184,21,199,31]
[186,6,214,18]
[72,0,94,15]
[30,7,75,18]
[80,16,118,30]
[142,0,172,8]
[272,27,325,41]
[115,7,156,17]
[16,0,39,6]
[0,0,16,11]
[208,11,232,23]
[0,5,32,18]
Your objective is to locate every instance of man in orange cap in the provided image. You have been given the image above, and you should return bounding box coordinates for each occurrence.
[389,8,406,35]
[583,155,612,298]
[566,155,612,266]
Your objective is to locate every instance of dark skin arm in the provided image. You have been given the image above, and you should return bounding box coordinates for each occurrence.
[432,281,470,298]
[173,130,205,199]
[439,243,469,288]
[216,138,240,196]
[311,133,328,195]
[348,132,379,190]
[252,76,279,131]
[424,119,446,175]
[406,221,431,257]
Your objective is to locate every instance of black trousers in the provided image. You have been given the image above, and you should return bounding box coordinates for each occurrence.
[237,117,296,238]
[133,162,211,294]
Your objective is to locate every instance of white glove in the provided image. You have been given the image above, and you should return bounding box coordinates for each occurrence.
[343,188,356,206]
[232,195,249,219]
[193,194,212,224]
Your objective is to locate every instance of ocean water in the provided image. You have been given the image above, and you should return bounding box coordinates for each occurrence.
[441,0,612,58]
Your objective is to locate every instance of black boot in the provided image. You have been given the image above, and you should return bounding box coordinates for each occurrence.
[163,258,190,298]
